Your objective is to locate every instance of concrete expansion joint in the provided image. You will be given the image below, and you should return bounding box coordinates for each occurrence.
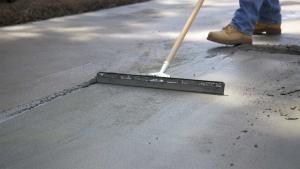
[237,44,300,55]
[206,44,300,60]
[0,78,97,124]
[280,89,300,95]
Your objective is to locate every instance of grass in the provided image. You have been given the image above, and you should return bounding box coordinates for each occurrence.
[0,0,148,26]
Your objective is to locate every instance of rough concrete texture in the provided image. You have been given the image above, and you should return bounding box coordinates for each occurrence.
[0,0,300,168]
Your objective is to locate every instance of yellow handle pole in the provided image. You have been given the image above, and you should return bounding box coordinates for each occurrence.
[159,0,205,74]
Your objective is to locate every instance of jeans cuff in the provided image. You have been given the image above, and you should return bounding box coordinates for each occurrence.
[230,22,252,36]
[257,19,281,24]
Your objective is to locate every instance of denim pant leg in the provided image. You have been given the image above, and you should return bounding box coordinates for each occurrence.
[258,0,281,24]
[231,0,265,35]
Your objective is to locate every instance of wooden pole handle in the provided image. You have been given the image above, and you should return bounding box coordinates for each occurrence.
[164,0,205,64]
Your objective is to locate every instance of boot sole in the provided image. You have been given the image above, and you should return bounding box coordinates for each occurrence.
[253,28,282,35]
[207,34,252,46]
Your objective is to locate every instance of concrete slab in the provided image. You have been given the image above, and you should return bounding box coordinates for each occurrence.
[1,0,299,112]
[0,0,300,169]
[1,48,300,168]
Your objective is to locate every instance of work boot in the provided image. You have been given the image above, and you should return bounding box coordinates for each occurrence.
[207,25,252,45]
[253,22,281,35]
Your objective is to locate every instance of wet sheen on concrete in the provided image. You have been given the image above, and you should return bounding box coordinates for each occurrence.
[0,0,300,169]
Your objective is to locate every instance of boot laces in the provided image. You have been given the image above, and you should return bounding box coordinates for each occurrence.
[222,25,236,33]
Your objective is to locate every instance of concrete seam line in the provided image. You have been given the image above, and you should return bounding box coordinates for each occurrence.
[207,44,300,59]
[0,78,97,124]
[237,44,300,55]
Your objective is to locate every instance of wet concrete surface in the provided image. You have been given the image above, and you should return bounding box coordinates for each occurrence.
[0,0,299,112]
[0,0,300,168]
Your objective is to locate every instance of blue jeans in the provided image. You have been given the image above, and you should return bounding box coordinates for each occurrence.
[231,0,281,35]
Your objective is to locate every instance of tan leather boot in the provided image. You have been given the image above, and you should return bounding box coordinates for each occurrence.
[207,25,252,45]
[253,22,281,35]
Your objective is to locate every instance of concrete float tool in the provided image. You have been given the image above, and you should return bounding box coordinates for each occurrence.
[96,0,225,95]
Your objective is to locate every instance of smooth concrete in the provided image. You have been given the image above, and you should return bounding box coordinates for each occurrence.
[0,0,300,169]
